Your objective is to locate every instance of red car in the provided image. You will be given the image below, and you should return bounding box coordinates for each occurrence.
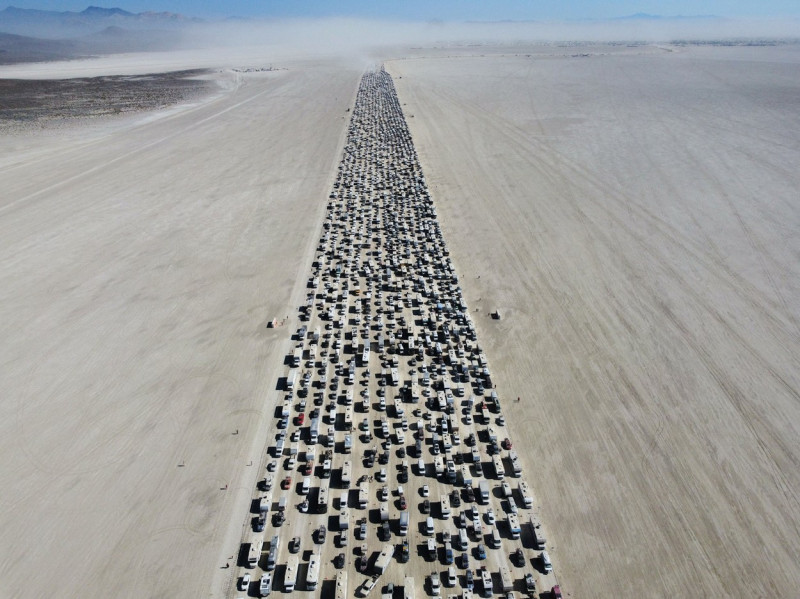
[297,413,305,426]
[502,438,512,450]
[304,461,314,476]
[399,495,407,510]
[282,476,292,489]
[551,585,562,599]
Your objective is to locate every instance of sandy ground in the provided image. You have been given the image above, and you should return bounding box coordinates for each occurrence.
[0,61,360,598]
[2,41,800,599]
[388,45,800,596]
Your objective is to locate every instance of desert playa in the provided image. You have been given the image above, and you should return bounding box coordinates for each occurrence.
[1,42,799,598]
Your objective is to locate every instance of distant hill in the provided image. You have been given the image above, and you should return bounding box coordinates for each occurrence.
[0,5,202,38]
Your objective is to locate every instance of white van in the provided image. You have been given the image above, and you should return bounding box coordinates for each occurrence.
[301,477,310,495]
[425,516,434,536]
[458,528,469,550]
[541,550,553,573]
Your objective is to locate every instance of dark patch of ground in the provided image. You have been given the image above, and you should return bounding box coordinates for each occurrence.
[0,69,214,129]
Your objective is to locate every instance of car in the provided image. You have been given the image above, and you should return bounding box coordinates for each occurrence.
[282,476,292,489]
[290,430,300,442]
[335,553,346,568]
[239,572,251,591]
[267,460,277,472]
[399,495,407,510]
[417,458,425,473]
[421,499,431,514]
[524,574,536,593]
[551,585,562,599]
[464,414,472,425]
[317,525,327,543]
[485,508,495,525]
[380,521,391,541]
[359,520,367,539]
[497,415,506,426]
[399,539,410,563]
[475,544,486,560]
[299,499,309,513]
[290,536,301,553]
[502,438,512,450]
[465,569,474,590]
[450,490,461,507]
[297,413,305,426]
[310,408,320,420]
[380,486,389,501]
[421,485,430,497]
[398,446,406,458]
[460,552,469,569]
[254,512,266,532]
[512,548,524,567]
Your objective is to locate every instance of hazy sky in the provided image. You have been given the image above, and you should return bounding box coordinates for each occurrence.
[5,0,800,20]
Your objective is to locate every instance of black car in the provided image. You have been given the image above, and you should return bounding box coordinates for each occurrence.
[254,513,266,532]
[380,522,391,541]
[421,499,430,514]
[450,490,461,508]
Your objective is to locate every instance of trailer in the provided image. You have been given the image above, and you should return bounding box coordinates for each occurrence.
[285,555,299,592]
[403,576,415,599]
[518,480,533,509]
[499,567,513,593]
[492,455,505,479]
[480,568,492,597]
[529,514,547,549]
[307,552,321,591]
[342,460,352,488]
[247,539,262,568]
[374,544,394,574]
[318,481,330,513]
[508,514,521,539]
[336,570,348,599]
[509,451,522,477]
[292,347,302,368]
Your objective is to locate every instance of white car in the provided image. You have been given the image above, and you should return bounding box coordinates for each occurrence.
[421,484,430,497]
[239,572,251,591]
[485,508,496,525]
[417,458,426,474]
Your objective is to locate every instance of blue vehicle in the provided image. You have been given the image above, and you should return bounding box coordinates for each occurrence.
[475,544,486,560]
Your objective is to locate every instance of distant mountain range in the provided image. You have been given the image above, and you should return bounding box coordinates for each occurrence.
[0,6,201,64]
[0,5,202,38]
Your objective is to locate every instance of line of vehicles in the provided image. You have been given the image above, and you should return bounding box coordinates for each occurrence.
[232,68,559,598]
